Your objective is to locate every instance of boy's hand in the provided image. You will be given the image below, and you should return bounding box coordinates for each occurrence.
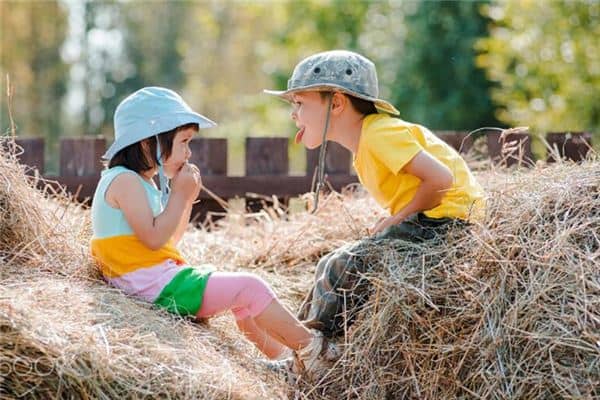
[171,163,202,203]
[369,215,401,236]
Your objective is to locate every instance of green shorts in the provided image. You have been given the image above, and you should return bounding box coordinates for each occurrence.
[154,267,213,317]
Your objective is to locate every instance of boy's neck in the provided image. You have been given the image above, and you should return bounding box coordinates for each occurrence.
[328,112,368,154]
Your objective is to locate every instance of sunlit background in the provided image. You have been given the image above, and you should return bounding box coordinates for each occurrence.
[1,0,599,174]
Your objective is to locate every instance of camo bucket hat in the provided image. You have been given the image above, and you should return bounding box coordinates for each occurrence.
[264,50,399,115]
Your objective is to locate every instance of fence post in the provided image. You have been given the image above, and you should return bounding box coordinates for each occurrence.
[546,132,592,162]
[306,141,351,177]
[14,137,45,174]
[245,137,289,175]
[435,131,473,154]
[189,138,227,175]
[487,130,534,167]
[59,137,106,176]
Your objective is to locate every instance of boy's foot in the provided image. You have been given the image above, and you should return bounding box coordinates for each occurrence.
[294,330,341,381]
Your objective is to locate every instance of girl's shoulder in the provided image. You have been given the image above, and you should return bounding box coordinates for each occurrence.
[101,166,157,190]
[101,165,136,180]
[101,167,156,208]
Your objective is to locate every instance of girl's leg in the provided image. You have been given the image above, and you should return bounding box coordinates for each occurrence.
[254,299,342,378]
[236,317,288,359]
[196,272,312,356]
[252,300,313,351]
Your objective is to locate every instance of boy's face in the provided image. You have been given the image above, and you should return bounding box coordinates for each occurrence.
[290,91,330,149]
[162,127,195,178]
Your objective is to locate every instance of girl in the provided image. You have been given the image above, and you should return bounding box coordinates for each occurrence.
[90,87,339,378]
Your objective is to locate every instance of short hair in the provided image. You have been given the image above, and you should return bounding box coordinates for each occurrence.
[319,91,377,116]
[107,123,198,172]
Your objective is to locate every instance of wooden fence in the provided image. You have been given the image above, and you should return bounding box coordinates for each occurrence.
[8,130,594,218]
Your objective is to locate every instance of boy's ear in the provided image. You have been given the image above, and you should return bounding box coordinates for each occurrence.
[330,92,347,116]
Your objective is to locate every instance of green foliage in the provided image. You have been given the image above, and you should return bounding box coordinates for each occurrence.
[389,0,498,130]
[2,0,598,171]
[79,1,191,136]
[0,1,68,145]
[477,0,600,140]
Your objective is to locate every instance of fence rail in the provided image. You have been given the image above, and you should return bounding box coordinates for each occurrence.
[8,130,594,216]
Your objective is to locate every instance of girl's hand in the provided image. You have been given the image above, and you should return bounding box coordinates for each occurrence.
[171,163,202,203]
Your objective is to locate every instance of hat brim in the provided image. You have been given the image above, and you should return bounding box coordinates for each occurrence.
[264,84,399,115]
[103,111,217,161]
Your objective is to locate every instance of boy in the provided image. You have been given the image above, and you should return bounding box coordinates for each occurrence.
[265,50,485,337]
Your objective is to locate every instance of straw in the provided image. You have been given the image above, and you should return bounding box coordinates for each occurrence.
[1,135,598,399]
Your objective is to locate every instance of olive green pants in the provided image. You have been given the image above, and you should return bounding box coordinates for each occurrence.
[298,213,464,338]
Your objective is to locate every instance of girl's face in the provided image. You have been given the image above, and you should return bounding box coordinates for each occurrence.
[162,127,195,178]
[290,91,331,149]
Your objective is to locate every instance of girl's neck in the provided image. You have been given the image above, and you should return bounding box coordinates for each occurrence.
[139,168,157,184]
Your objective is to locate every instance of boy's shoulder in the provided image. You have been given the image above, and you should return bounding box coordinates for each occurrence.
[362,114,416,144]
[364,113,413,132]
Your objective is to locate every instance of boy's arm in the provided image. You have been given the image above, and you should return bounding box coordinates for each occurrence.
[371,150,453,234]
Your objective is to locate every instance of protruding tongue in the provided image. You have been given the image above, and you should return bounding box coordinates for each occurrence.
[295,127,305,144]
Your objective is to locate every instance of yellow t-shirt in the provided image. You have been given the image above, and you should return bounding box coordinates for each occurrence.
[353,114,485,221]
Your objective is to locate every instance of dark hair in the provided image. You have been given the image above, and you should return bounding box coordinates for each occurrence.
[319,91,377,116]
[107,123,198,172]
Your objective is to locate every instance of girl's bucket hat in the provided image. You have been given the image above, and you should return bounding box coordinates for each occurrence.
[103,86,216,161]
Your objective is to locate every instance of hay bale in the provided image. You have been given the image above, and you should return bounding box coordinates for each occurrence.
[0,139,290,399]
[0,137,93,279]
[0,138,47,265]
[0,276,288,399]
[300,161,599,399]
[1,134,598,399]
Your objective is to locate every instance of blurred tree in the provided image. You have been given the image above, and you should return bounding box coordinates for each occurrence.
[388,0,498,130]
[102,1,190,136]
[477,0,600,139]
[181,0,373,174]
[75,1,191,136]
[270,0,371,91]
[0,0,68,145]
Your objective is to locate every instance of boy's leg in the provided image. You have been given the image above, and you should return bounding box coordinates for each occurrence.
[373,212,457,242]
[298,250,338,321]
[300,240,373,337]
[300,213,458,337]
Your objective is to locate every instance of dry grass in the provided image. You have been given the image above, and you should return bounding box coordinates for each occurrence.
[1,135,598,399]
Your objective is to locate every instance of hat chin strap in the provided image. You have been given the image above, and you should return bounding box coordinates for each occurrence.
[155,136,170,207]
[311,94,333,214]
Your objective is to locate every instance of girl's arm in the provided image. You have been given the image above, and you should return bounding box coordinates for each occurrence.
[107,166,200,250]
[371,150,453,234]
[171,163,202,245]
[171,200,194,245]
